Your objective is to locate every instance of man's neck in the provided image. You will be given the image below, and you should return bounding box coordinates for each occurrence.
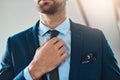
[40,9,66,28]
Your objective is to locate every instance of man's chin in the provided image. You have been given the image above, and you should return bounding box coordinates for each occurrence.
[40,9,56,14]
[38,1,57,14]
[39,2,53,11]
[41,6,51,11]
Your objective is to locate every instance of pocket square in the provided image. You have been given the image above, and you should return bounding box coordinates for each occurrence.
[81,52,97,64]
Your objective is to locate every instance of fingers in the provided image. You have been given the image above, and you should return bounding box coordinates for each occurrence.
[55,39,64,49]
[50,38,65,49]
[45,37,64,47]
[58,53,67,65]
[50,38,66,55]
[58,46,66,56]
[49,38,67,63]
[49,37,59,44]
[61,53,67,61]
[57,46,67,63]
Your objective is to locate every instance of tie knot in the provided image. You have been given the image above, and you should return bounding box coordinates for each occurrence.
[48,30,59,39]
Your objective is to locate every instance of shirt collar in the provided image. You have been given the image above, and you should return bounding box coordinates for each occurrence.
[39,17,70,36]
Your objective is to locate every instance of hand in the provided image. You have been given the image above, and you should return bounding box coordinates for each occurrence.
[28,37,67,80]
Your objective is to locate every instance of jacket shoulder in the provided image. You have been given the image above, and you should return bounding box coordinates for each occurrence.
[10,27,33,40]
[71,21,103,36]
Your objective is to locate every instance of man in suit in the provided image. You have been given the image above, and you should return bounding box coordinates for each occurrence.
[0,0,120,80]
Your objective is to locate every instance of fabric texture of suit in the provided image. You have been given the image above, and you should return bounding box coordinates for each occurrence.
[0,20,120,80]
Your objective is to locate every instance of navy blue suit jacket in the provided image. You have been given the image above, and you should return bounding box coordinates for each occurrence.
[0,20,120,80]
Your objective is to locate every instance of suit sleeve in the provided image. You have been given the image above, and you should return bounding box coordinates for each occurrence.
[101,32,120,80]
[0,37,26,80]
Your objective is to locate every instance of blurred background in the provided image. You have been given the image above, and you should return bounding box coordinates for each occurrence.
[0,0,120,65]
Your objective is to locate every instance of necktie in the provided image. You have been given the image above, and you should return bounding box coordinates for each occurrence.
[48,30,60,80]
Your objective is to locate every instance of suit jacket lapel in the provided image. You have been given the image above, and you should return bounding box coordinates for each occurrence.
[26,21,48,80]
[69,21,84,80]
[25,21,40,62]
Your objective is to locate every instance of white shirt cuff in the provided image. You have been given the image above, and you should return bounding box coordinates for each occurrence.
[24,67,33,80]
